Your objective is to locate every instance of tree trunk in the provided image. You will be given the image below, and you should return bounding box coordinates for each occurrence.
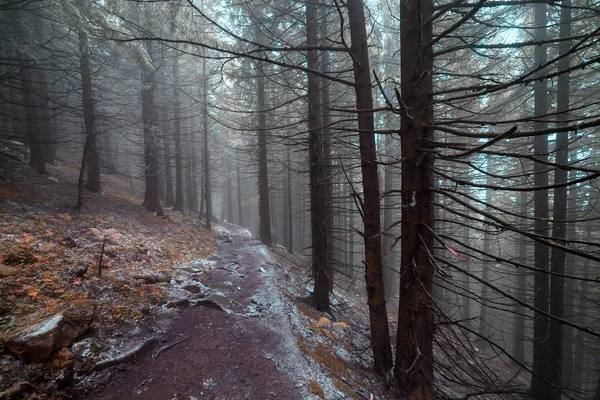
[286,145,293,253]
[307,0,330,311]
[141,63,161,215]
[320,5,333,280]
[173,52,184,213]
[548,3,571,397]
[530,3,551,398]
[202,57,212,229]
[394,0,436,396]
[513,178,528,364]
[347,0,393,374]
[34,16,57,167]
[237,161,243,226]
[573,224,591,392]
[478,155,493,349]
[162,109,174,206]
[256,58,272,245]
[12,9,45,175]
[74,3,100,193]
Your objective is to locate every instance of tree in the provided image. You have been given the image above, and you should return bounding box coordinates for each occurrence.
[307,0,330,310]
[394,0,435,395]
[346,0,393,373]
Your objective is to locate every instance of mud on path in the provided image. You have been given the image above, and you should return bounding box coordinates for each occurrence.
[86,224,310,400]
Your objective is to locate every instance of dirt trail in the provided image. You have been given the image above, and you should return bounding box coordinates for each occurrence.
[86,223,310,400]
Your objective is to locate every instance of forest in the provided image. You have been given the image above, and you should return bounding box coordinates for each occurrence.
[0,0,599,399]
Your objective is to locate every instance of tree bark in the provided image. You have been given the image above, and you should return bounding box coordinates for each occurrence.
[478,155,493,349]
[237,161,243,226]
[394,0,436,396]
[548,3,571,397]
[141,63,161,215]
[74,1,100,193]
[286,145,293,253]
[173,51,184,213]
[347,0,393,374]
[513,177,529,364]
[12,9,45,175]
[531,3,551,398]
[307,0,330,311]
[202,57,212,229]
[256,56,272,245]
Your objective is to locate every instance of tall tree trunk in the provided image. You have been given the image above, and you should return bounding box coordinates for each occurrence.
[34,16,57,167]
[173,52,184,213]
[141,63,161,215]
[162,109,174,206]
[548,3,571,397]
[74,1,100,193]
[531,3,551,398]
[256,59,272,245]
[513,177,529,364]
[383,133,396,302]
[347,0,393,373]
[12,9,45,175]
[226,177,233,222]
[573,224,591,392]
[202,57,212,229]
[286,145,294,253]
[478,155,493,349]
[394,0,436,396]
[320,6,333,279]
[307,0,330,311]
[237,161,243,226]
[75,5,96,207]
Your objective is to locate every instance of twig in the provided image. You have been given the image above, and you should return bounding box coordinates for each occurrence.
[152,335,191,360]
[98,237,107,277]
[94,337,158,370]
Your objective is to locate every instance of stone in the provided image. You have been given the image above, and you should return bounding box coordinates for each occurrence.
[206,293,230,308]
[6,302,95,363]
[182,284,202,294]
[0,264,17,277]
[6,315,64,362]
[166,299,190,309]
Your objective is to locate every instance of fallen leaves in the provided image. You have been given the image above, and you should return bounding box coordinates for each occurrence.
[52,348,70,369]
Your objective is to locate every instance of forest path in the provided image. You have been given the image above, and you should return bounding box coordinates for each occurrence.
[86,223,308,400]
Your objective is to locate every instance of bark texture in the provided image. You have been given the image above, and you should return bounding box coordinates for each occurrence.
[394,0,436,396]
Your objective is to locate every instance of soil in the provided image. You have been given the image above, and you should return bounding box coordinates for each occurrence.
[85,224,306,400]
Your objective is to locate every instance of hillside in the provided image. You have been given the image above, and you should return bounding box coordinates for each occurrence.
[0,153,398,399]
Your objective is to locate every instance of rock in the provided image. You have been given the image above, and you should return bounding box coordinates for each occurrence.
[6,302,95,363]
[182,284,202,294]
[48,177,58,183]
[60,237,77,248]
[57,301,95,348]
[6,315,64,362]
[206,293,230,308]
[166,299,190,309]
[0,264,17,277]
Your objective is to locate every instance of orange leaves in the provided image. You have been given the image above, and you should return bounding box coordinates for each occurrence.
[21,234,34,244]
[53,348,70,369]
[27,288,40,301]
[333,321,349,329]
[58,213,72,222]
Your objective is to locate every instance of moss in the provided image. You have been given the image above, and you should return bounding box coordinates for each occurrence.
[312,342,349,376]
[308,379,326,400]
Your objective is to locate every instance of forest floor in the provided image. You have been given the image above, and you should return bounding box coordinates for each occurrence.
[0,150,530,400]
[0,152,394,400]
